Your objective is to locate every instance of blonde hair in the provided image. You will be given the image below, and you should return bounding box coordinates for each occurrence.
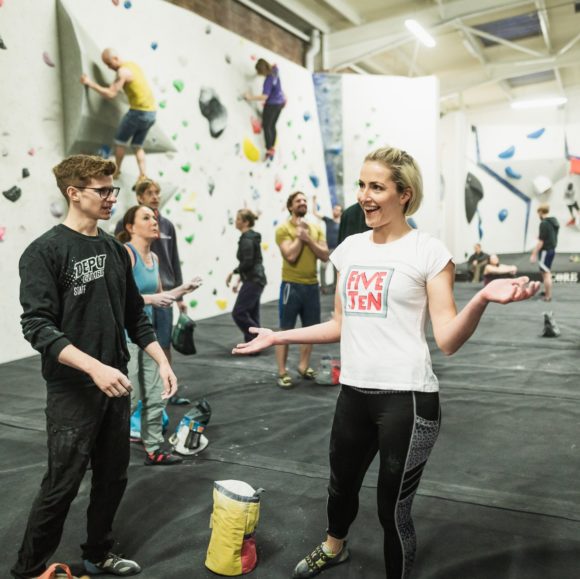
[53,155,116,203]
[537,203,550,215]
[364,146,423,216]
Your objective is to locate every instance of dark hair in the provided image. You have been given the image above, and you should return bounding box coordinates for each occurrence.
[286,191,305,212]
[255,58,272,76]
[117,205,148,243]
[237,208,258,227]
[53,155,116,204]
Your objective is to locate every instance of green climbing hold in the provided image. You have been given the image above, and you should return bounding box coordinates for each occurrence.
[189,299,198,308]
[159,100,167,109]
[181,163,191,173]
[185,234,194,244]
[173,80,184,92]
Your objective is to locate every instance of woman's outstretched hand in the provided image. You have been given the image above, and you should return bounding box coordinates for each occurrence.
[481,276,541,304]
[232,328,275,355]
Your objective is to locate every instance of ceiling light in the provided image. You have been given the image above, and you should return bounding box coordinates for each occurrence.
[405,19,436,48]
[510,97,567,109]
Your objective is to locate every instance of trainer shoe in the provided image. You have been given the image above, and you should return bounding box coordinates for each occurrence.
[277,373,294,389]
[298,367,316,380]
[83,553,141,576]
[144,449,183,466]
[293,542,350,578]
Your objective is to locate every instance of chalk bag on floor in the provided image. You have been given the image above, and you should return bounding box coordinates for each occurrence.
[205,480,264,575]
[37,562,75,578]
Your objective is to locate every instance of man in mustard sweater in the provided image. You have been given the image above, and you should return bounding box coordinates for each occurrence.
[274,192,329,388]
[81,48,157,179]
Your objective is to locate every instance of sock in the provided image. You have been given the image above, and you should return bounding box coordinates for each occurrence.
[322,542,339,558]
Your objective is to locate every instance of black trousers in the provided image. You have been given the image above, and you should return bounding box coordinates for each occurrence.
[262,104,284,150]
[327,386,440,579]
[11,388,130,579]
[232,280,264,342]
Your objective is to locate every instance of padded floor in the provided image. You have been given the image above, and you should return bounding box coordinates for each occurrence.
[1,285,579,578]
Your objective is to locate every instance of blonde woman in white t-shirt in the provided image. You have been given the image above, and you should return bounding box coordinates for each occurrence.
[233,146,539,579]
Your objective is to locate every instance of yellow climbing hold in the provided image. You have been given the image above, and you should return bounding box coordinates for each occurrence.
[243,138,260,162]
[216,299,228,310]
[261,242,269,251]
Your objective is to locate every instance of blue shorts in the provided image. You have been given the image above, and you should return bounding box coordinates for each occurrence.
[538,249,555,273]
[115,109,156,148]
[153,306,173,349]
[279,282,321,330]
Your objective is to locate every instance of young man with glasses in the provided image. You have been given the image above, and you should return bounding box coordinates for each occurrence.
[12,155,177,578]
[81,48,156,179]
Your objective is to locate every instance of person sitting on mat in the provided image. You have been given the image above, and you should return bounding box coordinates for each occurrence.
[233,145,540,579]
[482,254,518,285]
[117,205,202,465]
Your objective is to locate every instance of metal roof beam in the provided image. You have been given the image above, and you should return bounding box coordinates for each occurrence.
[535,0,552,52]
[461,24,546,58]
[326,0,533,69]
[320,0,363,26]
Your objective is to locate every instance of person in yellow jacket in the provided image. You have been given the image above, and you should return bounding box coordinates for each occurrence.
[81,48,156,179]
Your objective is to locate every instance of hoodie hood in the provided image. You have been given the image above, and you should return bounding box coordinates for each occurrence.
[544,216,559,232]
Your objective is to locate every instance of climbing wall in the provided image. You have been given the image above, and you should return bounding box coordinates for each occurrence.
[0,0,329,363]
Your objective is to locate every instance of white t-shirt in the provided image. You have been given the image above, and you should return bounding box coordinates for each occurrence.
[330,229,453,392]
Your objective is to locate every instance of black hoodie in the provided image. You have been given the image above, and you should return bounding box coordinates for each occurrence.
[539,216,559,251]
[233,230,267,286]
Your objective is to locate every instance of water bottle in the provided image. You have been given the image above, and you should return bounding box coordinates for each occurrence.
[315,355,334,385]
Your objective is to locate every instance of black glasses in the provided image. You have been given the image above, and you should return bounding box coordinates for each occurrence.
[74,186,121,199]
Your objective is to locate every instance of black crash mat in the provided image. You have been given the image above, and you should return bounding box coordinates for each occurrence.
[0,285,579,578]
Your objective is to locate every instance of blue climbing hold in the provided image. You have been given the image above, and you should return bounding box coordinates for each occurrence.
[498,146,515,159]
[527,128,545,139]
[309,174,320,188]
[505,166,522,179]
[498,208,508,222]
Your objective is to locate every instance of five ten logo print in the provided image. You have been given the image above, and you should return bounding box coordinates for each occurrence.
[344,266,393,317]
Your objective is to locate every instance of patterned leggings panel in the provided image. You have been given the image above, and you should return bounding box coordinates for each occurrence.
[327,386,440,578]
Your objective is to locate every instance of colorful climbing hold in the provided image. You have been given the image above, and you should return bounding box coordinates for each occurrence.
[498,208,508,222]
[216,299,227,310]
[50,200,65,218]
[505,166,522,179]
[181,162,191,173]
[42,52,55,67]
[251,117,262,134]
[124,0,132,8]
[3,186,22,202]
[151,41,158,50]
[185,234,194,244]
[173,79,184,93]
[189,299,198,308]
[0,227,5,242]
[303,111,311,122]
[159,100,167,109]
[498,146,515,159]
[261,242,269,251]
[243,138,260,163]
[309,174,320,188]
[527,128,545,139]
[274,178,283,192]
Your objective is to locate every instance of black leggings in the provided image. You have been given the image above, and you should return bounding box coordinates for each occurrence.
[327,386,440,579]
[262,104,284,150]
